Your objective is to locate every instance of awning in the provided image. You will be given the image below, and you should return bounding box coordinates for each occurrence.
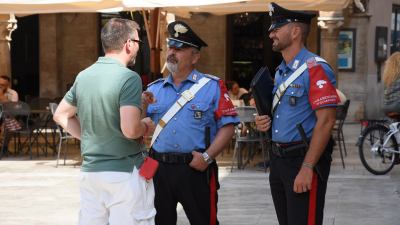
[0,0,352,15]
[161,0,352,17]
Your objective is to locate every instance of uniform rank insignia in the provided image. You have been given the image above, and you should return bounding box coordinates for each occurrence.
[194,110,202,119]
[292,60,299,69]
[306,57,318,68]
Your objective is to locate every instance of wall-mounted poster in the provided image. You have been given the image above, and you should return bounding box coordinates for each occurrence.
[338,29,356,71]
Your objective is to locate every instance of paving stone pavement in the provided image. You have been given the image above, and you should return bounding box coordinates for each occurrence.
[0,123,399,225]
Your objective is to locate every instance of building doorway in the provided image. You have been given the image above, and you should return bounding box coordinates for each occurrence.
[227,12,282,90]
[10,15,39,100]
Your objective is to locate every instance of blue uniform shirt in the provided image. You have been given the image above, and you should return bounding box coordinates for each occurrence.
[146,70,240,153]
[272,48,337,143]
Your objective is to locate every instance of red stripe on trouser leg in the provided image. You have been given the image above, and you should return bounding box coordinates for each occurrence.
[209,169,217,225]
[307,172,318,225]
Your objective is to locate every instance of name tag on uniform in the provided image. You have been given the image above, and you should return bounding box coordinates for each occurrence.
[194,111,202,119]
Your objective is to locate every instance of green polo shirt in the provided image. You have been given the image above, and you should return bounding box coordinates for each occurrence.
[64,57,144,172]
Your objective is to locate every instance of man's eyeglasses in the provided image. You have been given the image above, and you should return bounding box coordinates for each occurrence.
[130,39,144,45]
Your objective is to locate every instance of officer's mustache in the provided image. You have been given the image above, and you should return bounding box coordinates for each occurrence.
[167,54,178,64]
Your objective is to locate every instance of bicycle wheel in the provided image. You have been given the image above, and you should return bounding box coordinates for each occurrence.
[359,124,399,175]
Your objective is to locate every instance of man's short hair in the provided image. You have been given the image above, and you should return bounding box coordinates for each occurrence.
[0,75,10,82]
[292,22,310,43]
[101,18,140,53]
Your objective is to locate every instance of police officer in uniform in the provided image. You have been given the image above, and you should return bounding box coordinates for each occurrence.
[146,21,239,225]
[255,3,339,225]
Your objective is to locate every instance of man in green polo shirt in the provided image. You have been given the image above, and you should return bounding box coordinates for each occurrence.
[53,18,156,225]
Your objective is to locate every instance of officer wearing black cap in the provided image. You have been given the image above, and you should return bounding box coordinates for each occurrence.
[255,2,339,225]
[146,20,239,225]
[167,21,208,50]
[268,2,315,32]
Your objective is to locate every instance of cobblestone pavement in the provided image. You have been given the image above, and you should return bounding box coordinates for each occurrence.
[0,124,399,225]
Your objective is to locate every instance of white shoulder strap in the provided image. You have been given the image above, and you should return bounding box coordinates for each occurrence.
[150,77,211,146]
[272,57,326,113]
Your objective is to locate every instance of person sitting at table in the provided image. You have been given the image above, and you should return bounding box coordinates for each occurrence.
[226,80,248,100]
[0,76,18,102]
[0,76,20,156]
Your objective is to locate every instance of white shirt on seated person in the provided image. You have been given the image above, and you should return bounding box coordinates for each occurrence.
[232,99,245,107]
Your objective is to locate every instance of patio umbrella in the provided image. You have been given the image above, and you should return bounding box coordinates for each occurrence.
[0,0,352,15]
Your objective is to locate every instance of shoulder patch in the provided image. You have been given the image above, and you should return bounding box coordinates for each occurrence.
[204,74,220,81]
[306,57,318,69]
[147,78,164,87]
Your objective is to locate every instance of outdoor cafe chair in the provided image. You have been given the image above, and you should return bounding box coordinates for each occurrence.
[28,97,53,111]
[28,97,55,156]
[0,101,34,159]
[49,103,76,167]
[333,99,350,168]
[231,106,269,172]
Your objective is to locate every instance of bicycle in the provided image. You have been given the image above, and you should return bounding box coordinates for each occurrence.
[358,119,400,175]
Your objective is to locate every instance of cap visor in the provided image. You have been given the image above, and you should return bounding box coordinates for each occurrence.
[168,39,196,49]
[268,22,290,32]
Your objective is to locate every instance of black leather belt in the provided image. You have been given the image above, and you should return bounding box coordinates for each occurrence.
[271,141,307,158]
[149,149,198,164]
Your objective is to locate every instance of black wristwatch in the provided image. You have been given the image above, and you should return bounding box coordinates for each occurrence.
[202,152,214,164]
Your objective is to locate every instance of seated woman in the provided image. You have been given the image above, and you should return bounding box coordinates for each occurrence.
[382,52,400,120]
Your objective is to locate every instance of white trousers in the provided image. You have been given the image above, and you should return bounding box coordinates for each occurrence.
[78,168,155,225]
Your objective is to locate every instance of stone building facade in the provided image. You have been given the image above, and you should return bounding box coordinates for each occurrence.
[0,0,399,121]
[339,0,400,121]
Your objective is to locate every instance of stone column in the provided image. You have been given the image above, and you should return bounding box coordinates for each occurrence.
[318,11,344,82]
[0,14,17,77]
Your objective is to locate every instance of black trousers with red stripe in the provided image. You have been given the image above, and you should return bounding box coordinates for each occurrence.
[269,140,333,225]
[153,161,219,225]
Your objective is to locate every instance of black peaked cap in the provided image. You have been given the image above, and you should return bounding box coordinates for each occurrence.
[268,2,316,32]
[167,21,208,50]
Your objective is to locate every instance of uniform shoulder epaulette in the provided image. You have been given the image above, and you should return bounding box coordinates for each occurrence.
[306,56,331,70]
[147,78,164,87]
[204,74,221,81]
[306,57,319,69]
